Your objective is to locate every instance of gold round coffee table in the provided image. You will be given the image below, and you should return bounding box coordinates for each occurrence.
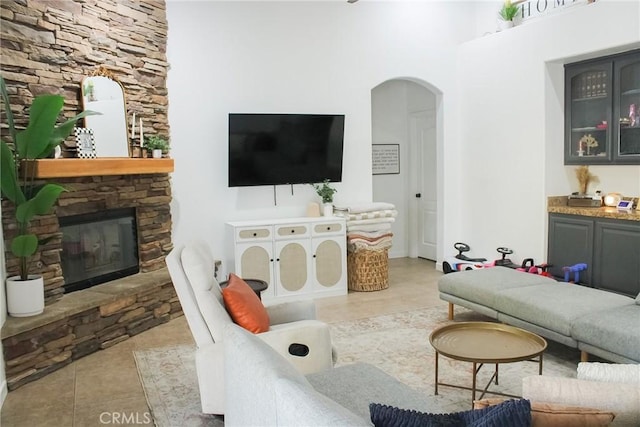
[429,321,547,406]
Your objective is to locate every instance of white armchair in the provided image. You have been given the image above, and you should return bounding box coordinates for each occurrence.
[165,241,334,415]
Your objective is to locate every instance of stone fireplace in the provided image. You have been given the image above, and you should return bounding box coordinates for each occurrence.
[1,170,180,390]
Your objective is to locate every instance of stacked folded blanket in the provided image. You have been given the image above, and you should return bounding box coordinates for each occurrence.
[334,202,397,253]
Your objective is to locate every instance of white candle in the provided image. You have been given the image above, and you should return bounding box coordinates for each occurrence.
[139,118,144,146]
[131,112,136,140]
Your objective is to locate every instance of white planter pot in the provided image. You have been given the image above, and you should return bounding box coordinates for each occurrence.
[497,19,514,31]
[6,275,45,317]
[323,203,334,217]
[152,149,163,158]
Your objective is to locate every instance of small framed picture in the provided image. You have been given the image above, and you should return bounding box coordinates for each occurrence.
[75,128,97,159]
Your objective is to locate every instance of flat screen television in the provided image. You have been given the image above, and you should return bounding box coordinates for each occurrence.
[228,113,344,187]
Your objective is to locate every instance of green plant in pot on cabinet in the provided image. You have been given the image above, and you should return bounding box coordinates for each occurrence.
[0,75,98,317]
[312,179,337,217]
[144,135,169,158]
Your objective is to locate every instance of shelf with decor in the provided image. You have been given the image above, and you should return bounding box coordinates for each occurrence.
[565,49,640,165]
[22,158,174,178]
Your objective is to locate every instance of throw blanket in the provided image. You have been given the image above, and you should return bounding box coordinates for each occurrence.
[348,238,393,253]
[346,223,393,232]
[346,217,395,227]
[334,202,395,214]
[335,209,398,221]
[577,362,640,384]
[347,232,394,242]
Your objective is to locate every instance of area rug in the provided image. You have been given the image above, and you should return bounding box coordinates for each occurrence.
[134,306,580,426]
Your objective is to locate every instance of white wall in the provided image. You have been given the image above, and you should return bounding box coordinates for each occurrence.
[372,79,436,258]
[456,0,640,264]
[166,1,477,266]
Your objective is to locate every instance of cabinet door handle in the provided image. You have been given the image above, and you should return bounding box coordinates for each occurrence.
[252,232,257,237]
[313,254,316,258]
[276,258,280,262]
[326,226,331,231]
[290,229,295,233]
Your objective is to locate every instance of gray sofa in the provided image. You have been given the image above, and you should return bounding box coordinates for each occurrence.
[438,267,640,364]
[223,322,445,426]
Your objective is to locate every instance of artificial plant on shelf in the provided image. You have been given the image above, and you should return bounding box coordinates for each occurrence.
[0,75,98,316]
[144,135,169,154]
[498,0,520,27]
[575,165,599,195]
[312,179,337,204]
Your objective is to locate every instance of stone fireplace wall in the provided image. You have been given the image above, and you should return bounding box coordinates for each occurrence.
[1,0,172,300]
[1,1,178,390]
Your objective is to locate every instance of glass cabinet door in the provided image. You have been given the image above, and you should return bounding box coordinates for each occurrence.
[614,53,640,162]
[565,62,612,164]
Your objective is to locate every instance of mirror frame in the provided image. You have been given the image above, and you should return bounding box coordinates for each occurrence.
[80,66,130,158]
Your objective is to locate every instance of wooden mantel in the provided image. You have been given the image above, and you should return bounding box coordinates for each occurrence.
[23,158,174,178]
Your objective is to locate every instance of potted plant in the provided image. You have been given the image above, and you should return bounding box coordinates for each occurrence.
[0,75,97,317]
[144,135,169,158]
[312,179,337,216]
[498,0,519,30]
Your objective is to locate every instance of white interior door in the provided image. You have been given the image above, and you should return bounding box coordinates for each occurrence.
[410,110,437,260]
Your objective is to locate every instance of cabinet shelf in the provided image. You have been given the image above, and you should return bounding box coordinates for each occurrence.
[22,158,174,178]
[571,127,605,132]
[621,88,640,96]
[572,95,608,102]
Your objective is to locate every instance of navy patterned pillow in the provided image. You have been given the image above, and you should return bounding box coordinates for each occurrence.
[370,398,531,427]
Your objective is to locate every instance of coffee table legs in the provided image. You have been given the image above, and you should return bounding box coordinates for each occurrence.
[434,351,542,407]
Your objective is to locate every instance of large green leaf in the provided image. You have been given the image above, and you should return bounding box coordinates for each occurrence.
[45,110,100,157]
[16,95,64,159]
[1,140,25,204]
[15,183,65,224]
[11,234,38,258]
[0,76,16,144]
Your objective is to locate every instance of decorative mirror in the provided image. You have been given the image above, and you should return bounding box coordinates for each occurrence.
[81,67,130,157]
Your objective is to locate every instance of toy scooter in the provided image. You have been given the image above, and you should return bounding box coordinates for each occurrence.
[443,242,489,274]
[494,247,521,269]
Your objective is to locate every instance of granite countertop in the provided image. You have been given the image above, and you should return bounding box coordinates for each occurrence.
[548,196,640,222]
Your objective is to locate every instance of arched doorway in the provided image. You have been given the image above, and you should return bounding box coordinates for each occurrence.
[371,78,441,261]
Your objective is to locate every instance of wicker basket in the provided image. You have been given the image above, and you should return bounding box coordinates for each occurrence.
[347,248,389,292]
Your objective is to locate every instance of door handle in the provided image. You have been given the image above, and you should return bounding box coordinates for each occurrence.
[415,193,421,198]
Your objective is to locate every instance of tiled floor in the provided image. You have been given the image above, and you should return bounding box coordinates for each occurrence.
[1,257,444,426]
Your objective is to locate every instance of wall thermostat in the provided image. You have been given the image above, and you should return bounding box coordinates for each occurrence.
[616,199,633,211]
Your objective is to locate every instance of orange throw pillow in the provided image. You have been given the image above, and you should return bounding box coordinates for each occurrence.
[222,274,270,333]
[474,398,615,427]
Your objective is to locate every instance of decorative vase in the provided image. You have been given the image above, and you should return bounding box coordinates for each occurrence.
[152,149,163,158]
[6,275,45,317]
[323,203,333,217]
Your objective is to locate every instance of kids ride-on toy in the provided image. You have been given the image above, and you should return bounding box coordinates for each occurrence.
[494,247,521,269]
[443,242,489,274]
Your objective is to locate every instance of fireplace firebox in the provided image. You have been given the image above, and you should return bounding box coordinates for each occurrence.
[60,207,139,293]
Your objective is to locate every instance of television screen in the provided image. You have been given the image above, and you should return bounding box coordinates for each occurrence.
[228,113,344,187]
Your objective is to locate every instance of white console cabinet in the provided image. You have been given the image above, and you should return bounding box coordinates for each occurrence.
[226,217,347,303]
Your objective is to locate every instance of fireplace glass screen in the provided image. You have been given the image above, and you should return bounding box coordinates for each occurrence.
[60,208,139,293]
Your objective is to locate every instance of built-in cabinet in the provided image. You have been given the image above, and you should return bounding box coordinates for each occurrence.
[548,213,640,297]
[226,217,347,303]
[565,49,640,165]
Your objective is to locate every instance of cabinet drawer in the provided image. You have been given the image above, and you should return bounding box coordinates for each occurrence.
[236,227,272,241]
[275,224,309,239]
[312,222,344,235]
